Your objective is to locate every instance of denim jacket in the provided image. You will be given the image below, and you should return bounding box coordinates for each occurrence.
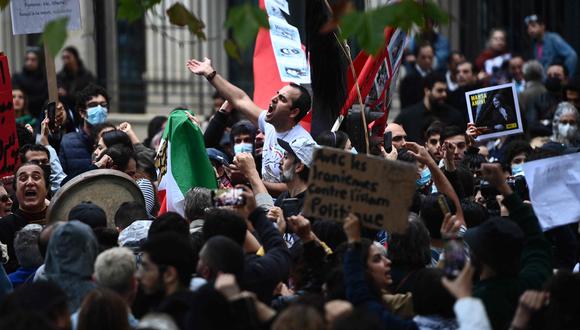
[532,32,577,76]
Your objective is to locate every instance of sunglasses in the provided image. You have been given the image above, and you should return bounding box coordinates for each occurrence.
[428,138,439,145]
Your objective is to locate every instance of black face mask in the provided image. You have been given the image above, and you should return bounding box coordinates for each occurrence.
[545,77,563,93]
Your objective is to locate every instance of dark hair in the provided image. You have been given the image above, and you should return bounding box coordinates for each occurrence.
[76,84,109,112]
[104,144,136,172]
[0,281,69,323]
[289,83,312,122]
[503,140,532,166]
[101,130,133,149]
[456,60,476,74]
[16,123,35,148]
[412,268,455,318]
[316,130,349,149]
[63,46,82,66]
[414,41,433,57]
[0,311,55,330]
[420,193,457,239]
[548,62,569,78]
[460,150,487,173]
[202,208,247,246]
[114,201,148,230]
[297,160,310,182]
[200,235,245,282]
[77,288,130,330]
[91,122,116,142]
[148,212,189,239]
[144,116,167,147]
[230,120,257,145]
[141,233,196,288]
[423,72,447,90]
[135,147,157,181]
[564,76,580,94]
[387,219,431,269]
[19,144,50,164]
[424,121,443,141]
[447,51,464,64]
[331,308,382,330]
[440,125,465,142]
[541,271,580,330]
[461,199,489,228]
[184,187,211,221]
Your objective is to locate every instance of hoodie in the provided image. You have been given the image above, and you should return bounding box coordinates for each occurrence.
[45,221,99,312]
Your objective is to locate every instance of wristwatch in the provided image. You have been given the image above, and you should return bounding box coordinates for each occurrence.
[206,70,217,82]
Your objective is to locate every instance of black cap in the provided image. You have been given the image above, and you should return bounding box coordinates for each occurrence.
[68,202,107,229]
[464,217,524,276]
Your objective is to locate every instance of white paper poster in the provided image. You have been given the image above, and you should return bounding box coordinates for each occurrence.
[11,0,82,35]
[523,153,580,231]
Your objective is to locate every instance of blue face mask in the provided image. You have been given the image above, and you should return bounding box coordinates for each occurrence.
[234,142,253,155]
[511,163,524,177]
[416,167,431,188]
[86,105,108,125]
[350,147,358,155]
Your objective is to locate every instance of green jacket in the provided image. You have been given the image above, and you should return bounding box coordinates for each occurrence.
[473,193,552,330]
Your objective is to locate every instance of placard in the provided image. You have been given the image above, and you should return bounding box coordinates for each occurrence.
[10,0,81,35]
[465,83,524,140]
[523,153,580,231]
[303,147,416,233]
[0,54,20,177]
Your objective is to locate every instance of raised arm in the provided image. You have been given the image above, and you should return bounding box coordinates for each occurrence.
[187,57,263,127]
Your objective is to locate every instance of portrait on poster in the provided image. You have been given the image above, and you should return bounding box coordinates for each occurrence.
[465,83,523,140]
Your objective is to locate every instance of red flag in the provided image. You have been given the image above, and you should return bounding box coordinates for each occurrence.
[0,53,19,177]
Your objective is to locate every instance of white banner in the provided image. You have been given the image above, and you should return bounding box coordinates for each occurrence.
[11,0,82,35]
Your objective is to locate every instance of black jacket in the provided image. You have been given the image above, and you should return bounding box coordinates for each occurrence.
[57,66,95,110]
[59,129,94,175]
[399,66,427,109]
[243,209,291,303]
[395,102,465,145]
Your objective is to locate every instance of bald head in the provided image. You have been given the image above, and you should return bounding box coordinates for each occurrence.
[386,123,407,149]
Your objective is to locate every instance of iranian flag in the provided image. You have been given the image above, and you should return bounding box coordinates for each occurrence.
[156,109,217,216]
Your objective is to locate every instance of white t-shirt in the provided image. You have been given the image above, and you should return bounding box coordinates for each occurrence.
[258,111,313,183]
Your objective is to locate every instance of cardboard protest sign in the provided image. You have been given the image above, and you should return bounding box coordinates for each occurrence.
[10,0,81,35]
[523,153,580,231]
[303,147,416,233]
[465,83,524,140]
[0,54,20,177]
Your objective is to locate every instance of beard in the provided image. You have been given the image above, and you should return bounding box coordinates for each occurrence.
[280,164,295,183]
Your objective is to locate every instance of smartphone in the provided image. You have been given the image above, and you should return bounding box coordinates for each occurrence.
[280,198,301,218]
[211,188,245,207]
[443,239,466,278]
[437,194,451,216]
[383,131,393,154]
[46,101,57,132]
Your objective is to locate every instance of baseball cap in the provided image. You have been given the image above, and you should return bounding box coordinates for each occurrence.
[68,202,108,229]
[206,148,230,166]
[277,137,317,168]
[464,217,524,276]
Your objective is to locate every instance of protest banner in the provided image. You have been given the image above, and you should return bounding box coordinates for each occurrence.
[523,153,580,231]
[0,53,19,178]
[303,147,416,233]
[10,0,81,35]
[10,0,82,103]
[465,83,524,141]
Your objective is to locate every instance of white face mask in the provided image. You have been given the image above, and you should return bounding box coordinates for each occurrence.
[558,123,578,139]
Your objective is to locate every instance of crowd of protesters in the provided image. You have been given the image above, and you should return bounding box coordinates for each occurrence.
[0,12,579,330]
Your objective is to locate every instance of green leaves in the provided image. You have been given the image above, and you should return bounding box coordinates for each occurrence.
[118,0,163,22]
[166,2,206,40]
[225,3,269,50]
[42,17,69,58]
[339,0,450,55]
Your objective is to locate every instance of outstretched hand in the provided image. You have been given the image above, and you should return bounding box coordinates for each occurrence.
[186,57,214,77]
[441,261,474,299]
[481,163,512,195]
[343,213,361,244]
[403,142,433,166]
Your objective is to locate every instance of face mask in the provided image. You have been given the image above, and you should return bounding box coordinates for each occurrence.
[86,105,108,125]
[350,147,358,155]
[234,142,253,155]
[558,123,578,139]
[511,164,524,177]
[416,167,431,188]
[545,77,562,93]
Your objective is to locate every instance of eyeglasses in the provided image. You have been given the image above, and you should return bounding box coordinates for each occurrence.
[86,101,108,108]
[0,195,11,203]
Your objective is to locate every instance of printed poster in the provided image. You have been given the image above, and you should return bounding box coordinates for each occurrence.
[465,83,524,140]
